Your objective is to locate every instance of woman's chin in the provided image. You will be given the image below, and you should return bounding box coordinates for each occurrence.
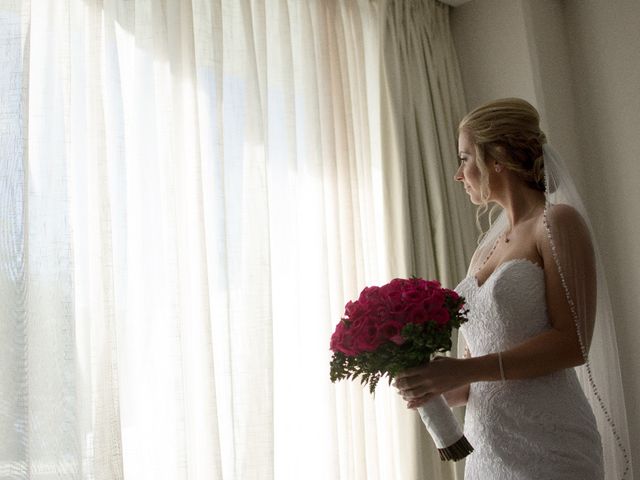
[467,193,482,205]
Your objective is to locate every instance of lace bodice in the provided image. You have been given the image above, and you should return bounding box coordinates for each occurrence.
[456,259,603,480]
[461,258,549,355]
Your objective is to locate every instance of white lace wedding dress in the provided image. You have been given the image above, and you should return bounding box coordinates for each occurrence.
[455,258,604,480]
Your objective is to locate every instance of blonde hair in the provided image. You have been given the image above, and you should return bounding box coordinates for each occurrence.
[458,98,547,233]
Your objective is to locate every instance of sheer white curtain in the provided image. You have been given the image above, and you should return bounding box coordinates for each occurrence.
[0,0,468,479]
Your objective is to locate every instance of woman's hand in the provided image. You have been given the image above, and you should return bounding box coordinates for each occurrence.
[393,356,471,409]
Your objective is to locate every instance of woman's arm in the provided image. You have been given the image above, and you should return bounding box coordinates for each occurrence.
[443,384,470,408]
[396,206,595,408]
[442,345,470,407]
[488,205,595,380]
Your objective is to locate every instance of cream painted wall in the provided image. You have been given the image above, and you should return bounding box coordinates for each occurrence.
[451,0,640,471]
[562,0,640,470]
[449,0,537,108]
[520,0,584,190]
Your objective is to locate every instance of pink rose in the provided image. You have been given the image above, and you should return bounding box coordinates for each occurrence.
[446,289,460,302]
[354,323,381,352]
[430,307,450,326]
[345,300,367,320]
[405,304,428,325]
[426,288,446,306]
[425,280,442,290]
[380,283,403,305]
[330,321,359,356]
[347,315,367,338]
[402,288,424,304]
[379,319,405,345]
[358,286,381,304]
[330,321,344,350]
[389,300,410,318]
[339,334,359,356]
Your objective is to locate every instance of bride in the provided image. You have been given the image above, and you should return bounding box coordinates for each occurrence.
[394,98,632,479]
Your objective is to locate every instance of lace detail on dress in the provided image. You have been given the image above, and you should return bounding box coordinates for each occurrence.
[456,259,603,480]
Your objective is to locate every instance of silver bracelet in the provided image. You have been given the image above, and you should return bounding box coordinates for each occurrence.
[497,351,506,383]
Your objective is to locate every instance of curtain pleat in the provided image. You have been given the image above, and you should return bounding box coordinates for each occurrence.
[380,1,475,478]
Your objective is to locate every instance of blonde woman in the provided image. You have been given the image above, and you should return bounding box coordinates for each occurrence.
[395,98,631,479]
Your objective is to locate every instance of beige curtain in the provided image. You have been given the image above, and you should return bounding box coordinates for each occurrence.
[0,0,471,479]
[380,1,476,478]
[382,0,475,286]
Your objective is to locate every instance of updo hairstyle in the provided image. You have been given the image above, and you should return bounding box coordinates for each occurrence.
[458,97,547,205]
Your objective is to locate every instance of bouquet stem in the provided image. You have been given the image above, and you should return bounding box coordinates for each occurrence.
[417,395,473,462]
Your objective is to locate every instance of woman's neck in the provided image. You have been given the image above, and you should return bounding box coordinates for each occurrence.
[494,182,545,228]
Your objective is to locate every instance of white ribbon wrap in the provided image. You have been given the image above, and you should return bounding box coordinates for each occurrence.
[417,395,464,448]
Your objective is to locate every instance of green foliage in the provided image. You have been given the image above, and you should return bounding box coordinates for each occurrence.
[329,299,468,394]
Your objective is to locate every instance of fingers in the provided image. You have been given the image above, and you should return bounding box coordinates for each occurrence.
[394,357,458,409]
[393,359,446,403]
[398,382,433,402]
[400,387,421,401]
[407,393,436,409]
[393,365,432,387]
[392,378,407,389]
[395,363,430,379]
[393,376,429,391]
[393,371,434,395]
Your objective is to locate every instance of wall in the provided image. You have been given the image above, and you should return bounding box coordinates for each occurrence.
[449,0,537,109]
[562,0,640,470]
[450,0,640,470]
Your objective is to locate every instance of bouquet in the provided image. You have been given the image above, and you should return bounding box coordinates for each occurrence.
[329,277,473,461]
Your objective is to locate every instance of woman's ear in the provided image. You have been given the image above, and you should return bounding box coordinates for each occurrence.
[487,144,507,173]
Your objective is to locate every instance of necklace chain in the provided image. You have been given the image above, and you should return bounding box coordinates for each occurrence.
[476,203,542,274]
[475,233,504,273]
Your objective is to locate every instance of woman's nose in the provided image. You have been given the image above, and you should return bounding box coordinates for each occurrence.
[454,164,463,182]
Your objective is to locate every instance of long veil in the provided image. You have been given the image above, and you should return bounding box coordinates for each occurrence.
[543,144,631,479]
[467,145,633,479]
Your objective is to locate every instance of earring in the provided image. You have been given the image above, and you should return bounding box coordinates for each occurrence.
[495,164,502,173]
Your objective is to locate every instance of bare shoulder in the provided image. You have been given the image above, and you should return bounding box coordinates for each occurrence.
[545,203,588,226]
[535,203,589,236]
[535,203,594,258]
